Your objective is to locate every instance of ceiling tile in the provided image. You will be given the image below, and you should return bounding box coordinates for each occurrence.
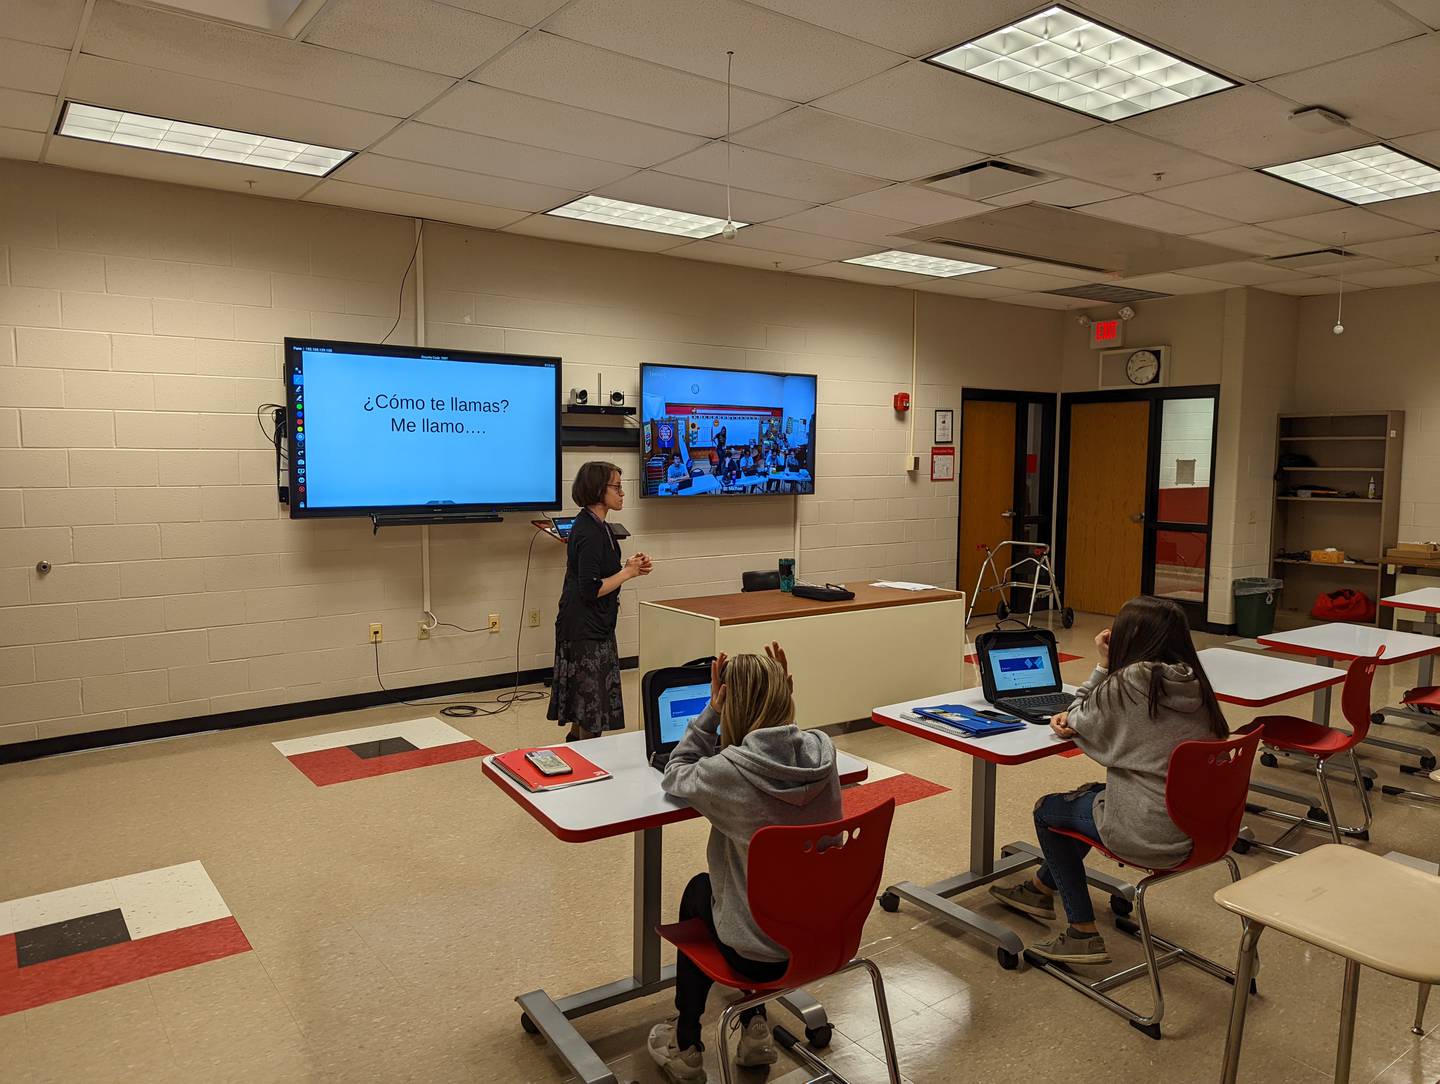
[1386,0,1440,28]
[657,142,884,204]
[1394,129,1440,164]
[898,239,1025,266]
[1119,86,1381,169]
[1152,171,1344,222]
[302,0,525,78]
[372,123,634,190]
[0,126,44,161]
[967,267,1097,292]
[830,183,989,225]
[1260,207,1424,246]
[1189,224,1317,257]
[814,61,1096,155]
[0,87,53,131]
[741,0,1040,58]
[1184,261,1305,285]
[1009,260,1095,281]
[668,240,825,272]
[476,33,794,138]
[733,107,971,183]
[1261,35,1440,139]
[721,225,876,261]
[304,180,531,231]
[1348,233,1440,265]
[594,171,813,224]
[1079,195,1237,235]
[337,153,579,211]
[44,136,317,198]
[420,84,705,168]
[1079,0,1423,80]
[542,0,903,101]
[800,262,919,287]
[1258,277,1370,295]
[500,213,689,251]
[1368,192,1440,230]
[66,55,397,151]
[984,179,1129,208]
[1008,128,1236,195]
[0,38,68,95]
[764,205,915,244]
[84,0,452,117]
[911,276,1018,299]
[1111,272,1225,295]
[1344,266,1440,287]
[3,0,85,48]
[442,0,568,25]
[990,291,1096,310]
[1298,256,1394,276]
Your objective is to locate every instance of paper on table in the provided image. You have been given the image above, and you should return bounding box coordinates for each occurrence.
[871,581,939,591]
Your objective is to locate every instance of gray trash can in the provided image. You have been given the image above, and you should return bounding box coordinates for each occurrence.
[1233,577,1283,638]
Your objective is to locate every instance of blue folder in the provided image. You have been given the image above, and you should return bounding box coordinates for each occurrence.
[912,704,1025,737]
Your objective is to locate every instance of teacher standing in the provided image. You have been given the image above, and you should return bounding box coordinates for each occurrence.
[549,461,652,741]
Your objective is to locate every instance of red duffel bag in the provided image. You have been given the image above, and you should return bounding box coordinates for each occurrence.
[1310,589,1376,622]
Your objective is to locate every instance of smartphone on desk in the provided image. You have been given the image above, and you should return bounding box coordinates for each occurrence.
[973,708,1020,724]
[525,749,573,777]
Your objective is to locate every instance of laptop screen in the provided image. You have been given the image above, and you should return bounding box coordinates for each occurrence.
[986,643,1058,694]
[656,683,711,746]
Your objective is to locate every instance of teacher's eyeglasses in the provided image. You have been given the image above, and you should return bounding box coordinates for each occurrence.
[606,483,625,495]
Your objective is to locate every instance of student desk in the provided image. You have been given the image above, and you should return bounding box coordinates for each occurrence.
[1377,590,1440,741]
[870,686,1135,969]
[482,730,869,1084]
[641,585,966,731]
[1258,623,1440,771]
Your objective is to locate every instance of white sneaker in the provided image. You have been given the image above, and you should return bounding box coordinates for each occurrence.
[734,1016,778,1068]
[647,1021,707,1084]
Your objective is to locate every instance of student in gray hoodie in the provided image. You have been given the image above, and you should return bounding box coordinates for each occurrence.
[647,644,841,1084]
[990,597,1230,966]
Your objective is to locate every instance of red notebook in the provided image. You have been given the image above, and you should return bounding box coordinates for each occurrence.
[492,746,612,792]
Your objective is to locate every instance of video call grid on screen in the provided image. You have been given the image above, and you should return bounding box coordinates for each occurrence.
[285,338,562,518]
[640,363,817,499]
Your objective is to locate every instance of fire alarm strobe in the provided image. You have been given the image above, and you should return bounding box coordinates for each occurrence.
[893,392,911,412]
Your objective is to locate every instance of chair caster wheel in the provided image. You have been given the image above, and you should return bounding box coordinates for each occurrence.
[995,601,1009,621]
[1362,774,1374,791]
[1062,608,1075,628]
[805,1024,832,1048]
[1422,755,1438,772]
[1307,807,1328,823]
[1129,1020,1162,1040]
[520,1013,539,1035]
[1382,785,1405,796]
[997,948,1020,971]
[878,891,900,913]
[1109,894,1133,917]
[1353,830,1370,842]
[1231,838,1252,855]
[1371,711,1386,725]
[1260,752,1278,769]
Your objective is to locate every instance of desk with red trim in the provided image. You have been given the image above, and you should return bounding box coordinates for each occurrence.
[482,730,869,1084]
[871,686,1135,969]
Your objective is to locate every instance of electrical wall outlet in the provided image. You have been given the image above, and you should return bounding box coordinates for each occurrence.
[417,622,430,640]
[488,613,501,633]
[370,623,383,643]
[528,609,540,627]
[1248,510,1257,525]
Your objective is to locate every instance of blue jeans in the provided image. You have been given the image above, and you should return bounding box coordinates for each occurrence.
[1033,783,1105,925]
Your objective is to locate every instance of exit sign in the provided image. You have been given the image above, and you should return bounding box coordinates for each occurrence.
[1089,318,1123,350]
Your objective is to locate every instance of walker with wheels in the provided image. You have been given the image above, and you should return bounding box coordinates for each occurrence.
[965,540,1074,629]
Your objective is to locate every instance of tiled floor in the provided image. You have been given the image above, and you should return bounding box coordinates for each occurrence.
[2,612,1439,1083]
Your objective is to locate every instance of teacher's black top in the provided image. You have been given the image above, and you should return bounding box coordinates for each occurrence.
[556,508,622,641]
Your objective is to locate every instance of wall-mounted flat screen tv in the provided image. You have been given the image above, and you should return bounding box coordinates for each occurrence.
[284,338,561,518]
[640,363,817,498]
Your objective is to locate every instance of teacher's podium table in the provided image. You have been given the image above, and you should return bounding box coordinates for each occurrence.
[483,731,869,1084]
[641,585,966,729]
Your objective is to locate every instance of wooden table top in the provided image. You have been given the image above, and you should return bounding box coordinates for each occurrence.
[647,584,964,625]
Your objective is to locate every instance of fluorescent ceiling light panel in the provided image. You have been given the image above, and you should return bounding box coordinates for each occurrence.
[546,195,747,238]
[844,250,996,277]
[56,102,352,176]
[1262,145,1440,205]
[928,6,1235,122]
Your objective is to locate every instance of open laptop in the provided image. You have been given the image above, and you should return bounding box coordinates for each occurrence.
[974,628,1076,724]
[641,659,714,770]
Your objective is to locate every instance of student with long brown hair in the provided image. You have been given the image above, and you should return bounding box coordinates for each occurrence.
[989,596,1229,965]
[647,644,840,1084]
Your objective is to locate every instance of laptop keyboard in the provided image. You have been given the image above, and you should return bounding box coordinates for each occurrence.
[1001,692,1075,714]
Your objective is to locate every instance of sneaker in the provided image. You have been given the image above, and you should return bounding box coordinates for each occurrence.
[647,1021,707,1084]
[734,1016,778,1068]
[1029,928,1111,965]
[988,880,1057,921]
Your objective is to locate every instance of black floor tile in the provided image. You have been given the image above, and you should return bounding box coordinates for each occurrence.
[347,736,419,759]
[16,908,132,967]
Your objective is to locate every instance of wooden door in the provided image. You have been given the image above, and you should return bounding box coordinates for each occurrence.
[1066,401,1150,615]
[959,401,1017,613]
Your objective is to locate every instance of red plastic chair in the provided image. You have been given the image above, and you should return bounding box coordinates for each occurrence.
[1031,730,1263,1039]
[657,799,901,1084]
[1238,650,1383,856]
